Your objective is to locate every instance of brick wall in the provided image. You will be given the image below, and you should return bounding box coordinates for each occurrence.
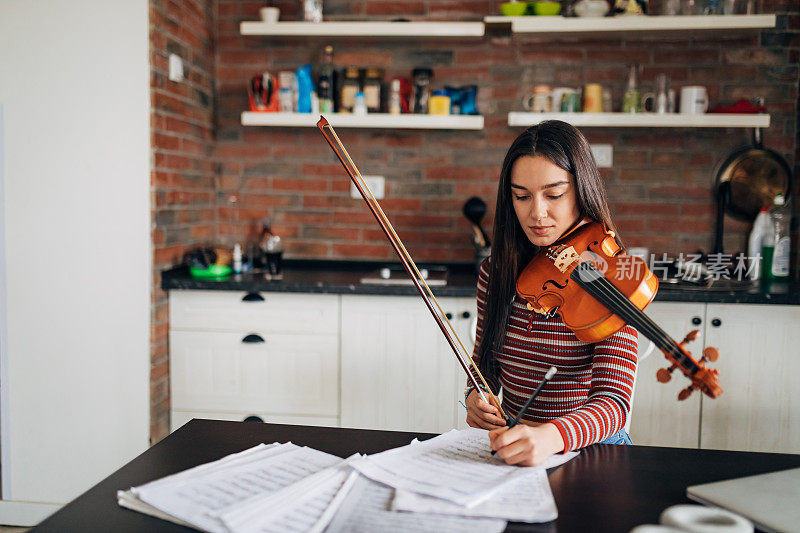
[216,0,798,263]
[149,0,798,443]
[151,0,216,443]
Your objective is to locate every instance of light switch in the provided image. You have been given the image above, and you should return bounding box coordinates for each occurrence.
[350,175,385,200]
[590,144,613,168]
[168,54,184,82]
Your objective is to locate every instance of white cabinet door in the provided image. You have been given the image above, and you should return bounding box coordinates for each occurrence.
[341,295,475,433]
[629,302,704,448]
[700,304,800,453]
[170,330,339,417]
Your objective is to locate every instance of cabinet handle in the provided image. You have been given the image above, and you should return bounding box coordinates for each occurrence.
[243,415,264,423]
[461,311,471,319]
[242,334,265,343]
[691,316,702,326]
[242,292,265,302]
[445,312,453,320]
[711,318,722,327]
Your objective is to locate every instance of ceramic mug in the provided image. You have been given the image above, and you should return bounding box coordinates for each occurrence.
[260,6,280,22]
[523,85,553,113]
[583,83,603,112]
[551,87,574,111]
[679,86,708,114]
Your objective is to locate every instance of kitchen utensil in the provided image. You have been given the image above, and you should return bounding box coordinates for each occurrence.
[462,197,491,247]
[712,111,792,254]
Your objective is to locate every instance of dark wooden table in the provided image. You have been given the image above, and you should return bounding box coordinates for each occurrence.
[31,419,800,532]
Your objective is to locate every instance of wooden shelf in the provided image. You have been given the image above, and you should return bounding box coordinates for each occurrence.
[242,112,485,130]
[508,112,770,128]
[484,14,776,36]
[240,21,485,37]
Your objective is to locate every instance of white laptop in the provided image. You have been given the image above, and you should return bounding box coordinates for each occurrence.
[687,467,800,533]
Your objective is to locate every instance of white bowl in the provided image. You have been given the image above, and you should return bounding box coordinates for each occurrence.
[574,0,609,17]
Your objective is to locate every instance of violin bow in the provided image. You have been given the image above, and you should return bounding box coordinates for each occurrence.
[316,116,505,417]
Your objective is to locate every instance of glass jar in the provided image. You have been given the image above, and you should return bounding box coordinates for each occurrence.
[340,67,360,113]
[363,68,383,113]
[411,67,433,114]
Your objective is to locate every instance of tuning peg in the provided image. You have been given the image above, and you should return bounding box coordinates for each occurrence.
[657,363,678,383]
[701,346,719,363]
[679,329,700,346]
[678,386,694,401]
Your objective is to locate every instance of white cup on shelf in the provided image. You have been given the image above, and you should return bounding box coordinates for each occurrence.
[259,6,280,23]
[679,86,708,114]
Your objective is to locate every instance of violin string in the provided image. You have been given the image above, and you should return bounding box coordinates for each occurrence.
[320,121,499,402]
[593,274,700,374]
[581,271,683,362]
[575,264,698,374]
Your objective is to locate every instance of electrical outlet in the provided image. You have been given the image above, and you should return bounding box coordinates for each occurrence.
[590,144,613,168]
[168,54,184,82]
[350,175,385,199]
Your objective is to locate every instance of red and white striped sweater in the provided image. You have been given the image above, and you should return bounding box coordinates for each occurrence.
[469,259,638,451]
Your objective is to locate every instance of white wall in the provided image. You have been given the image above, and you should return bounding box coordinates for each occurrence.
[0,0,150,524]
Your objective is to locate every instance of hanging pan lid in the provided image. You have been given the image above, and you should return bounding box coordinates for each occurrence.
[714,127,792,221]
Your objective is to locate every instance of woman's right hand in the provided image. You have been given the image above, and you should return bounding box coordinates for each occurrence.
[465,389,506,430]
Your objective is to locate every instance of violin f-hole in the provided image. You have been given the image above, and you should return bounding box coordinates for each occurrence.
[543,278,569,291]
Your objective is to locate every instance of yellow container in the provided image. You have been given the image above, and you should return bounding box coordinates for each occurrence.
[429,94,451,115]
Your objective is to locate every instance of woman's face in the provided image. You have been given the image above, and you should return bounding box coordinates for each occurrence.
[510,155,581,247]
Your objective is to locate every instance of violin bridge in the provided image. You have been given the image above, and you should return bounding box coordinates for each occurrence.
[547,245,581,273]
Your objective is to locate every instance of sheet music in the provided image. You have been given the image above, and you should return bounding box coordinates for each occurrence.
[134,444,341,533]
[324,474,507,533]
[350,427,542,506]
[218,456,360,533]
[392,468,557,522]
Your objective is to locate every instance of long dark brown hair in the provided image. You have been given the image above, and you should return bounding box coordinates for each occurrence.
[478,120,618,392]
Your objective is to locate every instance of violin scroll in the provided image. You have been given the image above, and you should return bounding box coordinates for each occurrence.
[657,329,722,400]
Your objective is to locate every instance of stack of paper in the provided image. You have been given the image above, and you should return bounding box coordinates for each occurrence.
[119,428,577,532]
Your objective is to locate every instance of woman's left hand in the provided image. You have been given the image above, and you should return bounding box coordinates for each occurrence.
[489,423,565,466]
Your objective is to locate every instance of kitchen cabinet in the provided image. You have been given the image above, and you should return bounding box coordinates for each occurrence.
[169,290,340,431]
[629,302,704,448]
[630,302,800,454]
[700,304,800,454]
[340,295,476,433]
[167,291,799,453]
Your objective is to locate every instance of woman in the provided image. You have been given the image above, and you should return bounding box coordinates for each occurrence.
[465,120,638,466]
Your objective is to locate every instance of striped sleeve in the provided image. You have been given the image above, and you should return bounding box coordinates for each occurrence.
[549,325,638,451]
[465,258,490,398]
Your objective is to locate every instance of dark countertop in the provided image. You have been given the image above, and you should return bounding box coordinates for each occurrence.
[162,260,800,305]
[31,419,800,533]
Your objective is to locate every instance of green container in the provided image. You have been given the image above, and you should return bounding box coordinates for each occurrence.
[189,264,232,280]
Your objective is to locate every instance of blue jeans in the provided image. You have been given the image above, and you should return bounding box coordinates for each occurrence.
[597,429,633,445]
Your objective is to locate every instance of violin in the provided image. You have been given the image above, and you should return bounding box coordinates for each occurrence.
[516,219,722,400]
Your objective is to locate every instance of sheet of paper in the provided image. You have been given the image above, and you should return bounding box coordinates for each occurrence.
[219,456,360,533]
[350,427,540,506]
[324,474,507,533]
[392,468,557,522]
[134,445,341,533]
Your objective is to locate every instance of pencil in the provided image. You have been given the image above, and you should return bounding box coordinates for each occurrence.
[491,366,557,455]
